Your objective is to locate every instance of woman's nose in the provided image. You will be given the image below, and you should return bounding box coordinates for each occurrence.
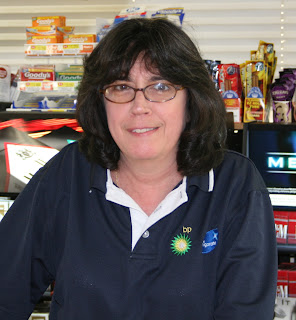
[130,89,152,115]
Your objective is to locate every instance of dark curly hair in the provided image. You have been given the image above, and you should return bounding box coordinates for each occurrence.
[76,18,227,176]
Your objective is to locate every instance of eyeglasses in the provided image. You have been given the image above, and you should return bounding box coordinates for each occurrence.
[100,82,184,104]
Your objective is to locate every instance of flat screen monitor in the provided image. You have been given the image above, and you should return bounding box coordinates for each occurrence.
[243,122,296,209]
[0,117,82,195]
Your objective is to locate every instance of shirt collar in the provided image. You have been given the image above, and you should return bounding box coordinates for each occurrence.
[89,164,215,193]
[187,168,215,192]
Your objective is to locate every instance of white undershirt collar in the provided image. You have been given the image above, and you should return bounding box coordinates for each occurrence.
[105,169,188,250]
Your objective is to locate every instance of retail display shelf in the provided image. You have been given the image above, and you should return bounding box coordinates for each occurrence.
[0,111,76,120]
[24,43,97,57]
[278,244,296,253]
[17,81,79,93]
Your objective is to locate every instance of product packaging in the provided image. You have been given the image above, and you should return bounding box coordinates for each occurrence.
[113,7,147,25]
[32,16,66,27]
[274,210,289,244]
[288,212,296,244]
[63,34,96,43]
[26,35,63,44]
[217,63,243,123]
[55,65,84,81]
[26,26,74,38]
[0,65,11,102]
[204,60,221,91]
[151,8,185,27]
[243,40,277,122]
[243,60,267,122]
[20,65,55,81]
[277,269,289,297]
[271,68,296,123]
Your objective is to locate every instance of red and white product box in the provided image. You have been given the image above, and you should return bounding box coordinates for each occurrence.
[277,269,289,298]
[289,270,296,298]
[274,210,289,244]
[20,66,55,81]
[288,212,296,245]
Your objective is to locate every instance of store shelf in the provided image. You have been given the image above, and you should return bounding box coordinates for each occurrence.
[278,244,296,253]
[17,81,79,93]
[24,43,97,57]
[0,111,76,120]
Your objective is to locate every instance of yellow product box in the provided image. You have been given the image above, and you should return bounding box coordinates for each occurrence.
[63,34,96,43]
[27,35,63,44]
[32,16,66,27]
[26,26,74,37]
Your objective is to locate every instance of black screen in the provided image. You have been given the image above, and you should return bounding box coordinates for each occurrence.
[243,122,296,208]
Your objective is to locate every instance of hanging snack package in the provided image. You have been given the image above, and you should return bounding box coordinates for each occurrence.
[271,69,296,123]
[243,60,267,122]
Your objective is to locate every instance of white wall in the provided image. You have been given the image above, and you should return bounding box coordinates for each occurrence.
[0,0,295,79]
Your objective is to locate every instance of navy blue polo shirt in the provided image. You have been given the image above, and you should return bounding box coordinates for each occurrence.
[0,142,277,320]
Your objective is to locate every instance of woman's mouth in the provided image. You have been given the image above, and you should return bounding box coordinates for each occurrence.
[131,127,157,133]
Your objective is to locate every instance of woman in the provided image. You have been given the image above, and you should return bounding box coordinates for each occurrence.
[0,18,277,319]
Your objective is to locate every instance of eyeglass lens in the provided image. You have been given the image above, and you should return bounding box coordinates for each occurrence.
[104,83,178,103]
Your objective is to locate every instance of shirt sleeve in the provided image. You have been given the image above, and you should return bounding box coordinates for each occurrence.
[0,150,69,319]
[214,188,277,320]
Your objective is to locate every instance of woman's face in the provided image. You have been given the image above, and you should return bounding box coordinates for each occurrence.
[104,58,187,166]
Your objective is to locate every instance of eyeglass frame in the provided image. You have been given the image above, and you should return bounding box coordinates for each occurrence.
[99,83,185,104]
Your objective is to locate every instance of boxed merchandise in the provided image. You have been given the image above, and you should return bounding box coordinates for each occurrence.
[277,264,296,298]
[26,35,63,44]
[26,26,74,38]
[20,65,55,81]
[277,268,289,297]
[63,34,96,43]
[113,7,147,25]
[32,16,66,27]
[0,65,11,102]
[55,65,84,81]
[274,210,289,244]
[151,8,185,27]
[288,212,296,244]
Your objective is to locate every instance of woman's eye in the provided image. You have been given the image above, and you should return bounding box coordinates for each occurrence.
[113,85,129,91]
[153,83,170,91]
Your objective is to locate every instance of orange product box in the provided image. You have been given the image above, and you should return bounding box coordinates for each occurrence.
[63,34,96,43]
[26,26,74,38]
[27,35,63,44]
[32,16,66,27]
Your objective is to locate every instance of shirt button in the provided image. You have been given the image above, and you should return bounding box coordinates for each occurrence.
[142,230,150,238]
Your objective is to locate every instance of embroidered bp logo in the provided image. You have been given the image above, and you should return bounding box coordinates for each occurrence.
[171,234,192,256]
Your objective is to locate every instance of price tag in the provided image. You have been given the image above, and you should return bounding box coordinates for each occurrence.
[63,44,80,55]
[26,45,47,55]
[19,81,42,92]
[53,81,77,92]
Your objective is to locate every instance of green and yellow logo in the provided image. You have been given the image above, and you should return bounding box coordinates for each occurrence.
[171,234,192,256]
